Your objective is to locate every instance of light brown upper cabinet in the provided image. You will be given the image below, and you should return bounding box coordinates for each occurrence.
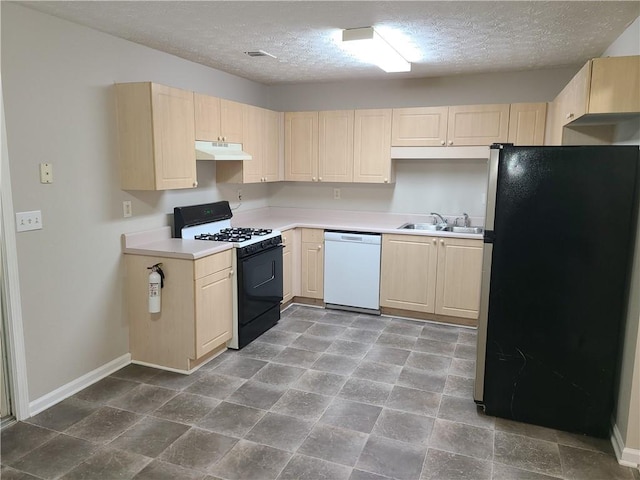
[353,109,394,183]
[285,110,355,183]
[194,93,243,143]
[391,104,510,147]
[284,111,318,181]
[447,104,510,146]
[318,110,354,182]
[589,56,640,114]
[508,103,547,145]
[216,105,283,184]
[545,55,640,145]
[116,82,197,190]
[391,107,449,146]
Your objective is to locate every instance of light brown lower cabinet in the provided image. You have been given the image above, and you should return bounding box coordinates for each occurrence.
[126,249,233,371]
[380,234,438,312]
[380,234,483,320]
[300,228,324,299]
[281,228,300,304]
[434,237,484,319]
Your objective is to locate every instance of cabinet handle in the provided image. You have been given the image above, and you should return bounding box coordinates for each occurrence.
[317,245,322,250]
[229,270,234,276]
[440,140,445,146]
[440,239,445,245]
[384,178,388,183]
[312,177,316,182]
[193,181,198,187]
[566,113,574,119]
[448,140,453,146]
[218,136,222,141]
[319,177,322,181]
[222,136,227,142]
[432,239,436,244]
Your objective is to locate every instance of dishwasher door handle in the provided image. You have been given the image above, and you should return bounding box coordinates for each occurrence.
[324,231,381,245]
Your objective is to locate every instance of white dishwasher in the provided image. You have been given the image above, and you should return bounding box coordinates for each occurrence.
[323,231,381,314]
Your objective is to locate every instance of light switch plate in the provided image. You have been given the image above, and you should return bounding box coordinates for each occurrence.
[16,210,42,232]
[40,163,53,183]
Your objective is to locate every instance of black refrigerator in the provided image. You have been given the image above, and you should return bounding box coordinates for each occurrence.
[474,144,639,438]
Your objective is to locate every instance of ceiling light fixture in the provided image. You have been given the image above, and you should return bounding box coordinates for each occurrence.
[341,27,411,73]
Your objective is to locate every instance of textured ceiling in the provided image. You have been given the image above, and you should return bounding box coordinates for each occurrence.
[16,1,640,85]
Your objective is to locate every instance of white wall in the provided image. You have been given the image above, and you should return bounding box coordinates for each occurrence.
[0,3,271,401]
[269,160,488,219]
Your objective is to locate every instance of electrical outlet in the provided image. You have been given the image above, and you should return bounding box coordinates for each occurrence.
[333,188,341,200]
[237,189,242,201]
[16,210,42,232]
[123,201,132,218]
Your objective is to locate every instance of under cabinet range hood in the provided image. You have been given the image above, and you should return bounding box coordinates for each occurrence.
[195,141,252,161]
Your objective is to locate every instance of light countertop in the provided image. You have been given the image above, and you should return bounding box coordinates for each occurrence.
[122,208,484,260]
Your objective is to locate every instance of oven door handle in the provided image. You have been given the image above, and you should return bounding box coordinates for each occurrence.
[253,273,276,289]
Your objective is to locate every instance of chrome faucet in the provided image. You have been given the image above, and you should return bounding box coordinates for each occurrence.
[431,212,447,227]
[454,212,471,227]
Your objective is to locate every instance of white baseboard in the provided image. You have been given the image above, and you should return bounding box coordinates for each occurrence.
[28,353,131,417]
[612,421,640,468]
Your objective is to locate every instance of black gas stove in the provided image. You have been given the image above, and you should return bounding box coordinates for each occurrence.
[173,201,283,350]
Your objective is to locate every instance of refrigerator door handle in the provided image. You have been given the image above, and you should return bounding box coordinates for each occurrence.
[474,242,494,404]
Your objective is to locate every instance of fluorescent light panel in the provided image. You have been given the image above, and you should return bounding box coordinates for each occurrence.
[342,27,411,73]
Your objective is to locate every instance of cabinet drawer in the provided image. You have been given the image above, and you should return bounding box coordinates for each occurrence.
[301,228,324,243]
[194,249,233,279]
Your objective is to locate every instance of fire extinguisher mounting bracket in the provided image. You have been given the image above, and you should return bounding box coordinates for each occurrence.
[147,263,165,288]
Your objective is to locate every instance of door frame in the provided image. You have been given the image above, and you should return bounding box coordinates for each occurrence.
[1,75,30,420]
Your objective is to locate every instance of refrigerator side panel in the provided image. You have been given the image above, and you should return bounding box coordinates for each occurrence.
[483,145,638,437]
[474,146,501,403]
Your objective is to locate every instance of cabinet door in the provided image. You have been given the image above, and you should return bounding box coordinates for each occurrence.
[353,109,393,183]
[282,230,293,304]
[285,112,318,181]
[447,104,509,146]
[300,229,324,299]
[263,109,282,182]
[391,107,449,146]
[589,56,640,114]
[557,61,591,126]
[195,268,233,358]
[194,93,222,141]
[151,84,197,190]
[508,103,547,145]
[318,110,354,182]
[241,104,264,183]
[435,238,483,319]
[380,234,437,313]
[220,99,244,143]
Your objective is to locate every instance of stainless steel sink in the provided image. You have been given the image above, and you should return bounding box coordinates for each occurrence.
[399,223,483,234]
[398,223,442,231]
[447,226,484,234]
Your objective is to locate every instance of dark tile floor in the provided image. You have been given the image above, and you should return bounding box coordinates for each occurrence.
[2,305,639,480]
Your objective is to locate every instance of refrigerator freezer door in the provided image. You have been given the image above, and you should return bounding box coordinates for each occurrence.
[480,145,638,437]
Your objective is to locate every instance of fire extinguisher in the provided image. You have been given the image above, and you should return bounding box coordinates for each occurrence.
[147,263,165,313]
